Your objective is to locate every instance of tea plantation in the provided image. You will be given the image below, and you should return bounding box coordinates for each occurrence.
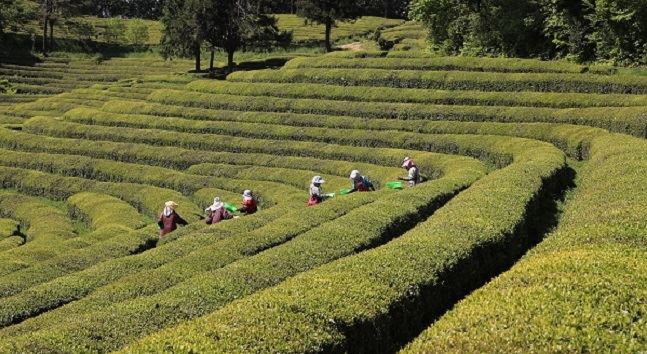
[0,31,645,354]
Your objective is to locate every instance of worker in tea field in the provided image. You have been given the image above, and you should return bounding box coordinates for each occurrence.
[158,201,188,237]
[308,176,328,206]
[239,190,258,215]
[348,170,375,193]
[399,157,421,187]
[205,197,234,224]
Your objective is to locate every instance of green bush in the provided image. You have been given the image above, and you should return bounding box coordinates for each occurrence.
[118,123,567,354]
[191,79,647,108]
[67,192,149,230]
[400,133,647,353]
[229,68,647,93]
[0,155,485,353]
[126,19,149,47]
[284,56,588,74]
[146,88,647,139]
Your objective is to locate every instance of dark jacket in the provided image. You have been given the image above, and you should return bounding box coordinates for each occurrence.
[206,208,232,225]
[240,197,258,214]
[158,211,188,237]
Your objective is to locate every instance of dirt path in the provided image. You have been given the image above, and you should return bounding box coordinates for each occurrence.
[338,42,364,51]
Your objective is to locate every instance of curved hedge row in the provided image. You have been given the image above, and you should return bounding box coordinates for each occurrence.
[0,191,76,276]
[0,205,294,337]
[0,127,405,183]
[145,89,647,138]
[119,120,568,354]
[0,153,486,353]
[229,68,647,93]
[0,192,381,335]
[0,219,21,253]
[190,80,647,108]
[401,133,647,353]
[283,56,590,74]
[0,225,157,302]
[67,192,149,230]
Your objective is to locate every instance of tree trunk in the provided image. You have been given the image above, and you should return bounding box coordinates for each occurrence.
[384,0,389,18]
[324,18,332,52]
[194,43,201,72]
[48,19,54,51]
[209,50,215,72]
[42,18,48,54]
[227,49,235,73]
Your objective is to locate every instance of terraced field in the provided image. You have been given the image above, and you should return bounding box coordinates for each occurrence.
[0,47,645,353]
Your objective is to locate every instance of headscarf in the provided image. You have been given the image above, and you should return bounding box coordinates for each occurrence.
[205,197,224,212]
[163,201,178,217]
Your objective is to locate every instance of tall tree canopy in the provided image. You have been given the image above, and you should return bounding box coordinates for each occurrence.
[411,0,647,65]
[161,0,290,72]
[0,0,36,35]
[296,0,365,52]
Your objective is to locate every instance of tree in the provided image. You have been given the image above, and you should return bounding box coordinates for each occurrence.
[160,0,204,71]
[39,0,88,54]
[296,0,365,52]
[202,0,291,72]
[0,0,36,35]
[127,19,150,47]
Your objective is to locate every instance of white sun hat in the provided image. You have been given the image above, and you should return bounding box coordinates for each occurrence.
[312,176,325,184]
[205,197,224,212]
[243,190,252,198]
[350,170,360,179]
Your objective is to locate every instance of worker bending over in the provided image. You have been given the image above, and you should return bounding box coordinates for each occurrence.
[205,197,233,224]
[239,190,258,215]
[399,157,421,187]
[308,176,328,206]
[158,201,188,237]
[349,170,375,193]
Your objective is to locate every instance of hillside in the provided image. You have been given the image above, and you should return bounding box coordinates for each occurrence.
[0,23,645,353]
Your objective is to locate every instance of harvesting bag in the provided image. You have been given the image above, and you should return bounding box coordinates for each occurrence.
[385,181,404,190]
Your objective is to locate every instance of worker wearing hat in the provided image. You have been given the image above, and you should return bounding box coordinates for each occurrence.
[308,176,327,206]
[348,170,375,193]
[399,157,421,187]
[158,201,188,237]
[205,197,234,225]
[239,190,258,215]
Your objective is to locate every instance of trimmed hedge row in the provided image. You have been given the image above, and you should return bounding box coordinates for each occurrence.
[0,153,485,353]
[118,122,567,354]
[228,68,647,93]
[0,147,302,212]
[400,133,647,353]
[0,127,404,183]
[0,219,18,236]
[146,89,647,138]
[23,116,477,174]
[0,166,202,222]
[0,192,383,335]
[0,219,19,252]
[190,80,647,108]
[67,192,149,230]
[0,224,157,302]
[283,56,590,74]
[0,206,293,337]
[0,191,76,276]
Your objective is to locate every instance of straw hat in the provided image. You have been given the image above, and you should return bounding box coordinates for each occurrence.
[312,176,325,184]
[164,201,179,209]
[350,170,360,179]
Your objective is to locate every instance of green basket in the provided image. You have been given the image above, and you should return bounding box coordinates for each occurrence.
[339,188,353,195]
[385,181,405,190]
[223,202,238,213]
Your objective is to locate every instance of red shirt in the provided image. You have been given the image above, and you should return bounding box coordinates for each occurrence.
[240,197,257,214]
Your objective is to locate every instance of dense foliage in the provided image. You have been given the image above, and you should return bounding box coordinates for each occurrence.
[411,0,647,65]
